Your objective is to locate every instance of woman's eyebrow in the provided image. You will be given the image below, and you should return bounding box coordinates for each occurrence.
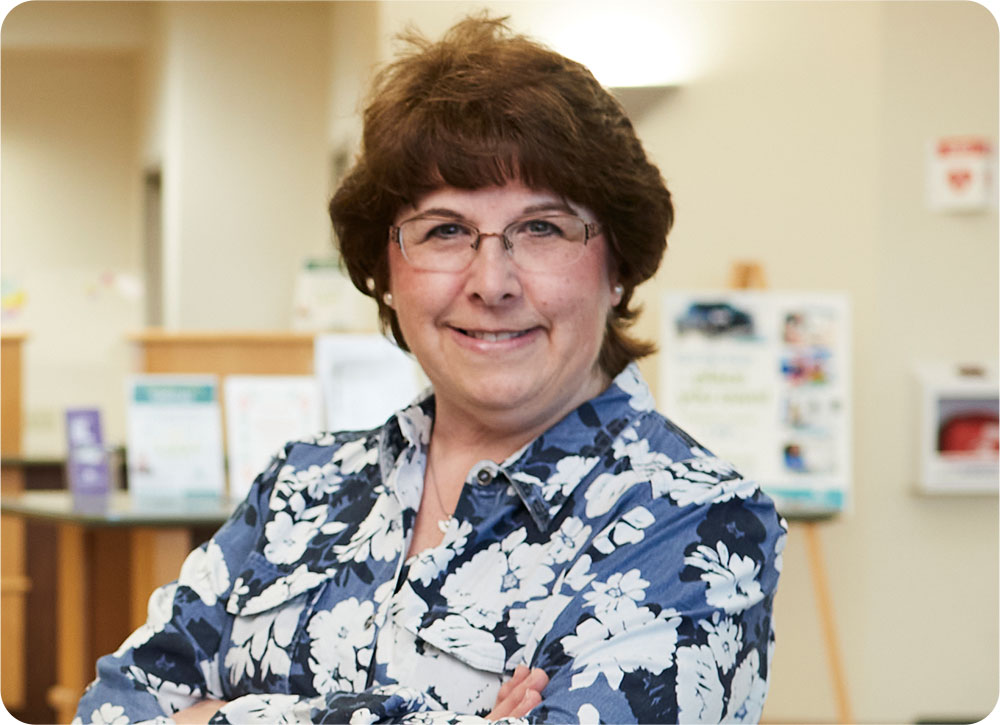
[409,201,574,220]
[410,208,465,219]
[521,202,575,215]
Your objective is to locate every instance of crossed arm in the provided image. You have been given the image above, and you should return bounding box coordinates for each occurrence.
[169,666,549,724]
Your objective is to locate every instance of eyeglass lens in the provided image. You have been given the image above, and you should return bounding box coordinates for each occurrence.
[395,215,591,272]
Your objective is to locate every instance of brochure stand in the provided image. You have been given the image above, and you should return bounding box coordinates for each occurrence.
[728,262,853,724]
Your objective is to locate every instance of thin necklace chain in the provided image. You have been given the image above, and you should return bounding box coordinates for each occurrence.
[425,449,454,533]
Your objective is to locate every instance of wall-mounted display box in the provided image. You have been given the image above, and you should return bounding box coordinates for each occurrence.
[916,364,998,495]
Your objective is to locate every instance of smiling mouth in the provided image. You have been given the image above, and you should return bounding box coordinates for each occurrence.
[454,327,535,342]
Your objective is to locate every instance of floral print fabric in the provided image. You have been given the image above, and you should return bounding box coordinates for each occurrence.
[74,364,785,724]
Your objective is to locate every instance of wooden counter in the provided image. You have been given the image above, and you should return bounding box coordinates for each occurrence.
[1,332,27,711]
[128,330,315,376]
[2,490,235,724]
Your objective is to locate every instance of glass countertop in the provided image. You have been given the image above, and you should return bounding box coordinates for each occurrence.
[0,490,238,526]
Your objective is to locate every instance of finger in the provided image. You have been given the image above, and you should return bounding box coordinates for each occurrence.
[492,669,529,719]
[488,690,519,721]
[508,688,543,719]
[490,666,549,720]
[523,668,549,693]
[496,664,529,702]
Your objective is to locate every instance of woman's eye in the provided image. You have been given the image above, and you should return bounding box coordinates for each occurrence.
[521,219,562,237]
[427,223,469,240]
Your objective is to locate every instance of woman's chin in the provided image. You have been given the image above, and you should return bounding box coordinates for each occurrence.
[436,366,601,435]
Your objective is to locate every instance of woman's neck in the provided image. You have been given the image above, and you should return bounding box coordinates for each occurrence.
[426,367,612,467]
[427,399,554,469]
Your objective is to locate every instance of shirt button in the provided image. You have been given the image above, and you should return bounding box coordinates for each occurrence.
[476,469,492,485]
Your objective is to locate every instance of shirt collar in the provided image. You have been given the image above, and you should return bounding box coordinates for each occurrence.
[379,363,655,531]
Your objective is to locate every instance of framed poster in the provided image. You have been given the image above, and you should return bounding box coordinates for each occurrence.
[224,376,324,500]
[126,375,226,504]
[916,364,998,494]
[660,291,851,517]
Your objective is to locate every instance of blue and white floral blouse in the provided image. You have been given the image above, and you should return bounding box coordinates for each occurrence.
[75,364,786,725]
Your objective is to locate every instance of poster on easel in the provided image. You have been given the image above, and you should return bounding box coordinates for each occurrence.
[660,291,851,517]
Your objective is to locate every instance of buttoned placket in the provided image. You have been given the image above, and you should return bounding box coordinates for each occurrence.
[362,494,412,690]
[471,460,500,487]
[364,423,427,690]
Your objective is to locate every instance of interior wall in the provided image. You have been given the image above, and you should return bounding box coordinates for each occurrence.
[158,2,332,330]
[328,1,379,163]
[0,0,151,49]
[862,2,998,720]
[1,50,144,454]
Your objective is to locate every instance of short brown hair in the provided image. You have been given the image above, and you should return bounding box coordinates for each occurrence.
[330,15,673,378]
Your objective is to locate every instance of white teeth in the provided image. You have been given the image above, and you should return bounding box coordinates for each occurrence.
[466,330,525,342]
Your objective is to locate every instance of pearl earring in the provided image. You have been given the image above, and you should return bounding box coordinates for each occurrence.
[612,283,624,301]
[382,291,394,307]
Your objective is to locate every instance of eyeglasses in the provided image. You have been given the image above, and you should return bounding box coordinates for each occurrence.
[389,213,602,273]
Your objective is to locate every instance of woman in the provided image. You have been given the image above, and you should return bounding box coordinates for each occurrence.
[75,16,785,725]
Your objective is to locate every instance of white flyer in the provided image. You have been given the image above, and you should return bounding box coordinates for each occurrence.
[314,333,424,431]
[660,291,851,517]
[224,375,324,500]
[126,375,226,503]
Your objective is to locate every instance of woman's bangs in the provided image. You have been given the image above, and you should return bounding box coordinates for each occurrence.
[393,121,561,201]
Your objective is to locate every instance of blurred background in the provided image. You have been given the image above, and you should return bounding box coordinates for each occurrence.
[1,1,997,722]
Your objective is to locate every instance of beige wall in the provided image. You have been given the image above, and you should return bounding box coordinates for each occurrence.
[2,1,334,449]
[328,1,379,157]
[156,2,332,330]
[1,48,144,452]
[863,3,998,720]
[2,1,997,721]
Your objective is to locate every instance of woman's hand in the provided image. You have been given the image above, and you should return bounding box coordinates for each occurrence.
[170,698,226,724]
[487,665,549,720]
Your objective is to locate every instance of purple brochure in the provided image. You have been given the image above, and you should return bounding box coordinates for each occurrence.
[66,408,111,498]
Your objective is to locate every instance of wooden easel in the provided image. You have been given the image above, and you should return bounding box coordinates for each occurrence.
[729,261,854,724]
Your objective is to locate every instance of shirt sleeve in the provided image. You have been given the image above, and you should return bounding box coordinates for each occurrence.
[73,451,284,725]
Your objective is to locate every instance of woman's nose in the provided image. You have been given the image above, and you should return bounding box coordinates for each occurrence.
[464,232,522,305]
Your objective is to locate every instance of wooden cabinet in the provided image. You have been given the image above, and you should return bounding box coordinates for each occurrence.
[129,330,315,377]
[1,333,24,458]
[1,333,28,711]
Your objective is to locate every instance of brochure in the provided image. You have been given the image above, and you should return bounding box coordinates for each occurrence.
[66,408,112,505]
